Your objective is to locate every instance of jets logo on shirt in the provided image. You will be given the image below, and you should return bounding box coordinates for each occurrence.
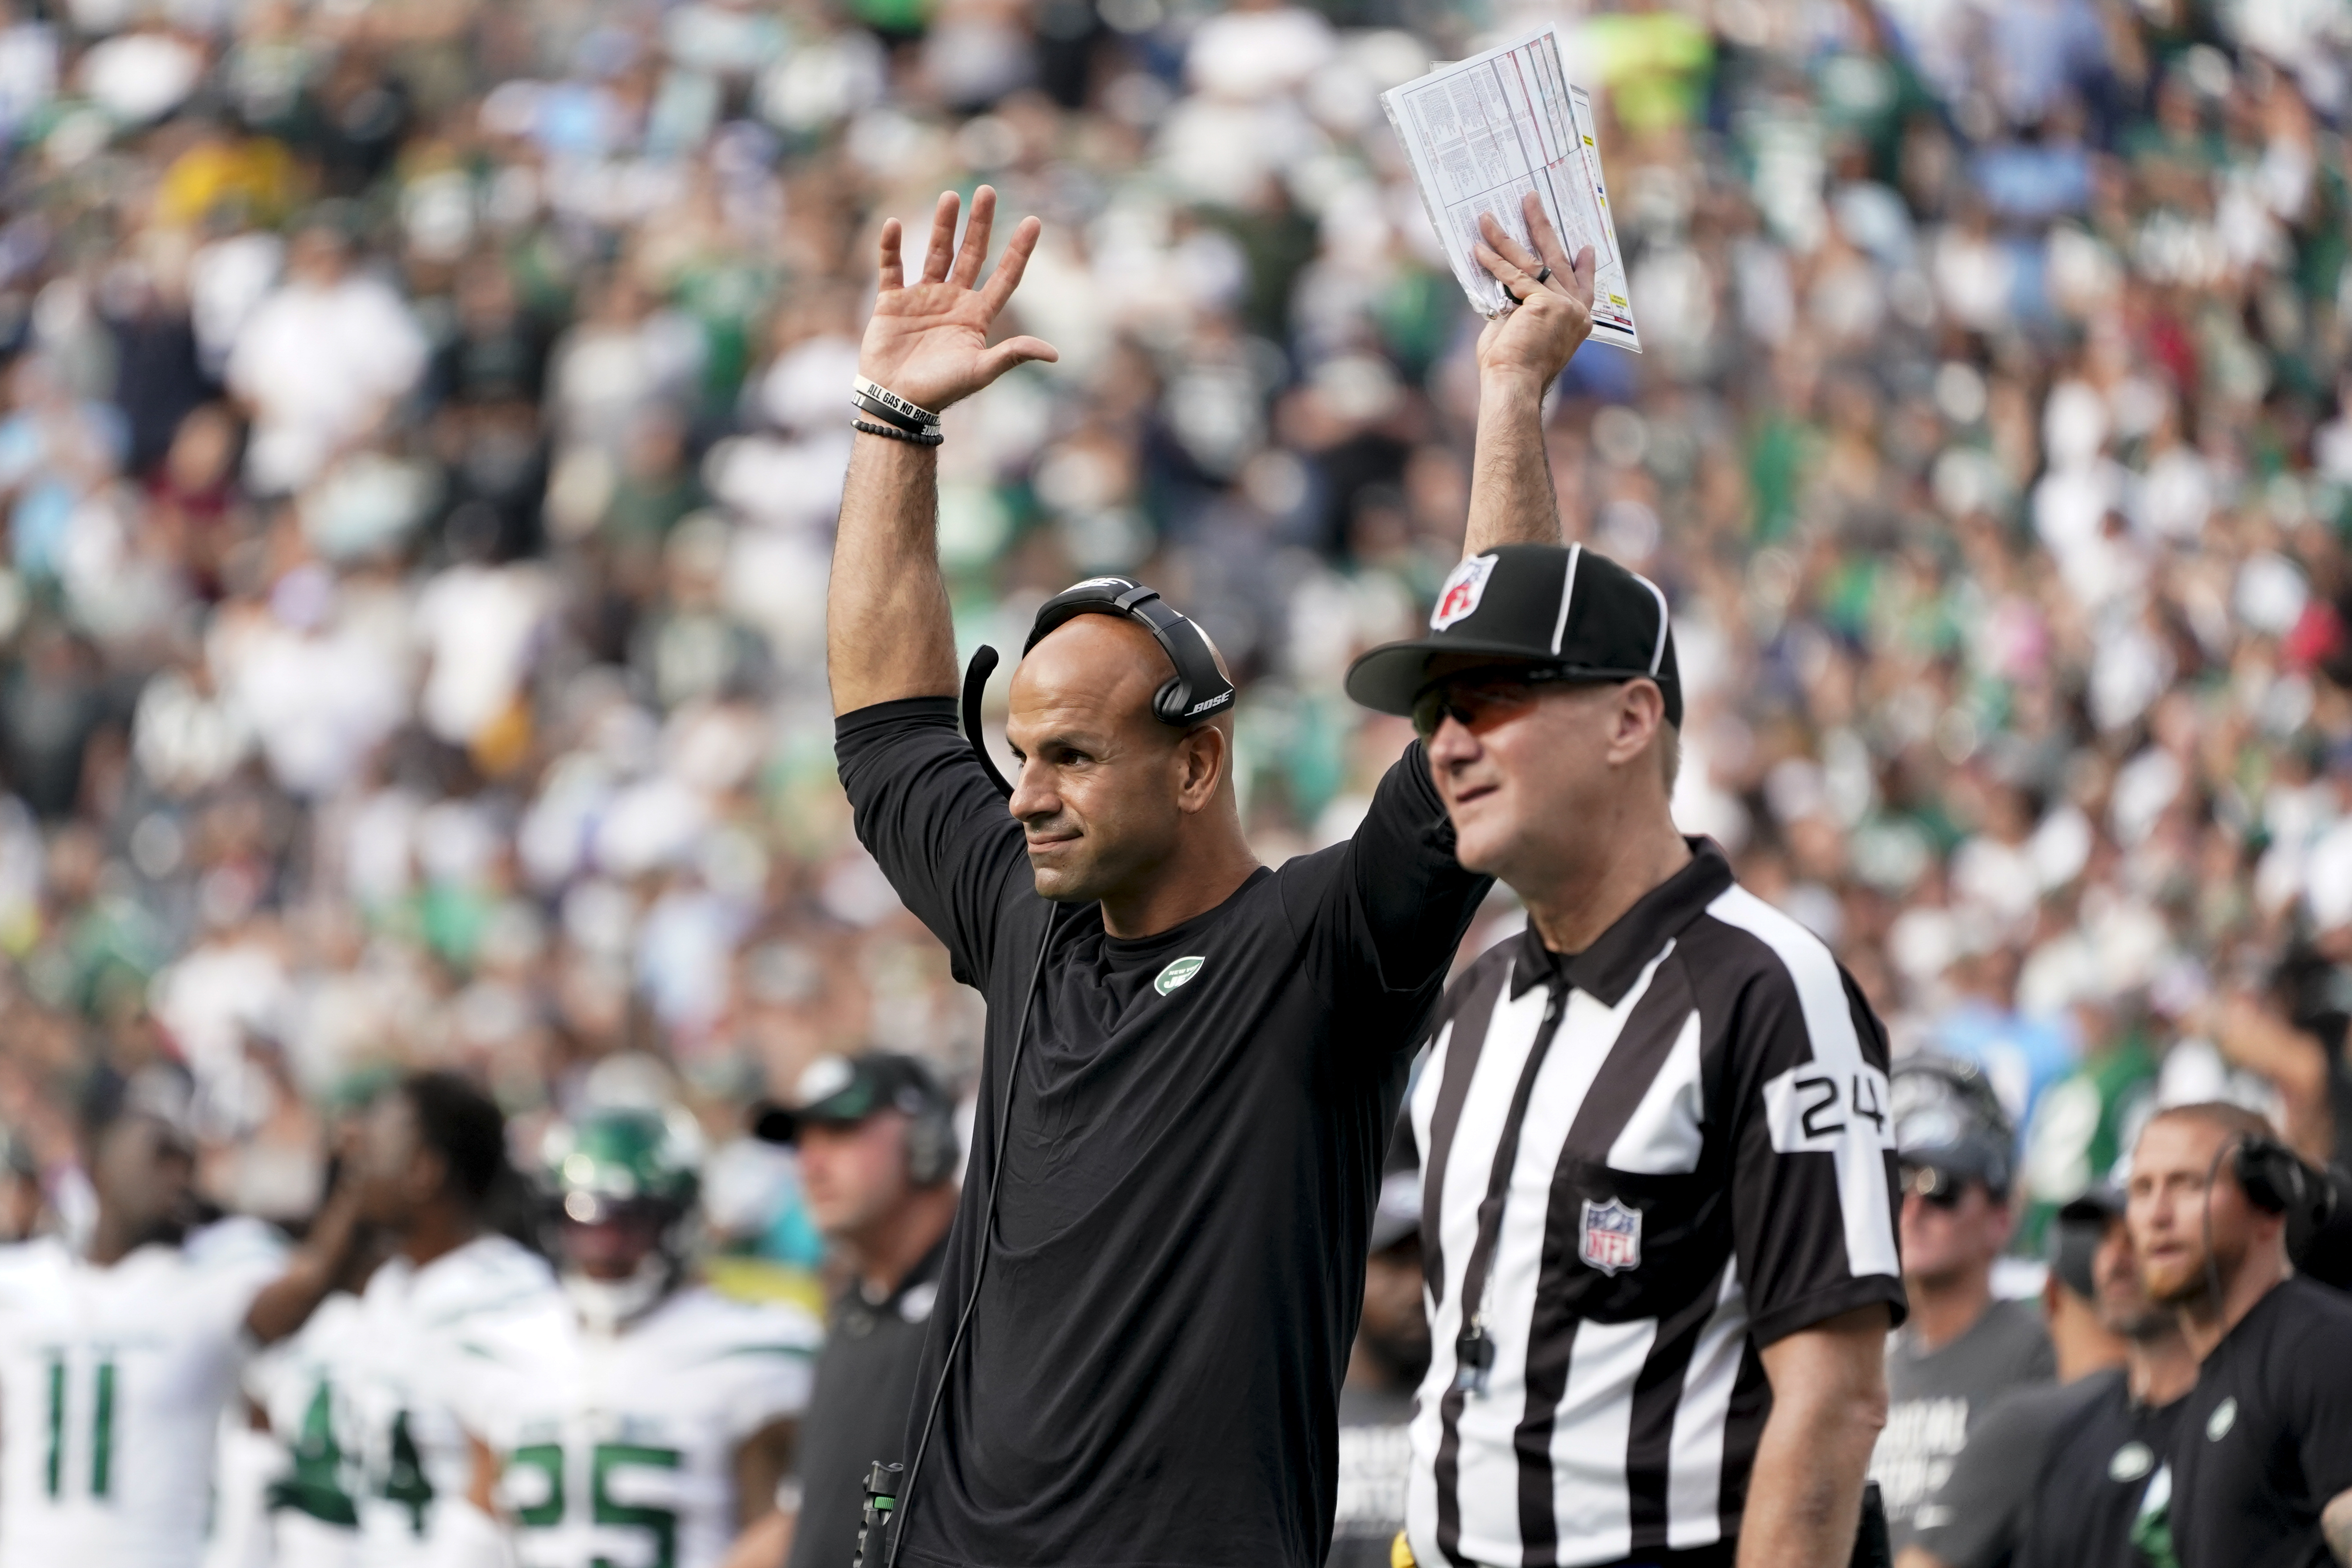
[1155,956,1206,996]
[1430,554,1497,631]
[1579,1197,1642,1275]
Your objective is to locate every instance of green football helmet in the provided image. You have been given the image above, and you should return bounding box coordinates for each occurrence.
[540,1105,706,1226]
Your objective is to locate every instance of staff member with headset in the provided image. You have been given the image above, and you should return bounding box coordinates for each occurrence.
[825,185,1597,1568]
[2124,1100,2352,1567]
[1342,210,1906,1568]
[761,1053,962,1568]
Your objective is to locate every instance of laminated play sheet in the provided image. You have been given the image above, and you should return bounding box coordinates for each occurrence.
[1381,25,1640,349]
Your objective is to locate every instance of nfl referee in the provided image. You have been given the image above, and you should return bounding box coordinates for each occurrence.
[1344,245,1907,1564]
[827,188,1597,1568]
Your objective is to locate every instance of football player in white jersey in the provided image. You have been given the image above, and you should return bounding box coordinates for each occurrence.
[318,1069,568,1568]
[0,1069,366,1568]
[458,1105,821,1568]
[247,1225,393,1568]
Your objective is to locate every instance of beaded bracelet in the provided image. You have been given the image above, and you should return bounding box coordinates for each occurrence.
[853,417,944,447]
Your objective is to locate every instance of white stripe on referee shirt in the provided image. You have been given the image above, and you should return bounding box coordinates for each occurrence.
[1548,1316,1657,1560]
[1605,1009,1704,1175]
[1412,973,1550,1568]
[1704,886,1900,1280]
[1666,1262,1746,1549]
[1415,948,1675,1568]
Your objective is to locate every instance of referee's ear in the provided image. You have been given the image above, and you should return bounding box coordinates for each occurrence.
[1603,679,1670,784]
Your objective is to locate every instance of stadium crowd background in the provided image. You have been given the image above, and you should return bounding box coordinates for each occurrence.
[0,0,2348,1286]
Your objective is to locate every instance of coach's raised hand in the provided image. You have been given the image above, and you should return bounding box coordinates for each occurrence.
[861,186,1057,412]
[831,187,1056,715]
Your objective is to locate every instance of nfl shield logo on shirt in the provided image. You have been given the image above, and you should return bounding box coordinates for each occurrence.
[1579,1198,1643,1275]
[1430,553,1497,631]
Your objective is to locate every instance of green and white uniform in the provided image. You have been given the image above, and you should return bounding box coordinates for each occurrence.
[0,1220,285,1568]
[249,1290,373,1568]
[312,1233,562,1568]
[457,1284,820,1568]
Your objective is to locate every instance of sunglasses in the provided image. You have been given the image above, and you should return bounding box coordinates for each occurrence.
[1410,667,1596,743]
[1900,1165,1973,1209]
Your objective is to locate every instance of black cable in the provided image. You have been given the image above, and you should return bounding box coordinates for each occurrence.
[2201,1136,2238,1318]
[886,905,1062,1568]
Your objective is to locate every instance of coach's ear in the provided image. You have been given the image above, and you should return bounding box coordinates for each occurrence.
[1174,722,1230,814]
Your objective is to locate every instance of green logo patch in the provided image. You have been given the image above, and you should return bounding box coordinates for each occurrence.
[1154,955,1206,996]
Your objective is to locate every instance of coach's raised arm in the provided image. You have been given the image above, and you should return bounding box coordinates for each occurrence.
[820,186,1595,1568]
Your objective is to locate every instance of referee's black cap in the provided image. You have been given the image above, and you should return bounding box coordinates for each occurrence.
[1344,543,1681,727]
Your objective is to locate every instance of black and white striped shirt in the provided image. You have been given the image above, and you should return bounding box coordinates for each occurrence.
[1406,841,1907,1568]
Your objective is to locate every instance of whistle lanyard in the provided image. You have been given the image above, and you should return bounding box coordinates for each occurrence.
[1452,976,1569,1397]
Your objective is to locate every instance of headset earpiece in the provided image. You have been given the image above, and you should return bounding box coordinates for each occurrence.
[904,1101,956,1187]
[2232,1134,2306,1215]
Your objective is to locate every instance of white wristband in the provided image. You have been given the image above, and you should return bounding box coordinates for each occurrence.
[853,376,940,429]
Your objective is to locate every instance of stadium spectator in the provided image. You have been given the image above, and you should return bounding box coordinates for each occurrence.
[1872,1057,2057,1554]
[760,1052,961,1568]
[2125,1101,2352,1568]
[1899,1183,2195,1568]
[2014,1186,2198,1568]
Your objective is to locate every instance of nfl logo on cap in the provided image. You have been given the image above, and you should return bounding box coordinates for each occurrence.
[1580,1197,1642,1275]
[1430,553,1497,631]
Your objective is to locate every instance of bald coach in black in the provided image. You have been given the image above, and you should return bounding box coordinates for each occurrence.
[824,185,1605,1568]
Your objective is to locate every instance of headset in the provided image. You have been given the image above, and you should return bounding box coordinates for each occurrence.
[900,1078,958,1189]
[2199,1129,2340,1306]
[959,577,1237,801]
[2230,1133,2330,1219]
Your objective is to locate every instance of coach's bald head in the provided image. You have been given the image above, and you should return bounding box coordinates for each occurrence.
[1004,614,1249,931]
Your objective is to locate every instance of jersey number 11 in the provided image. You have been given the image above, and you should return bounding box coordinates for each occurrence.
[43,1354,116,1500]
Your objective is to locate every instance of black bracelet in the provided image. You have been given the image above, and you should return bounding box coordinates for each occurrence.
[850,388,941,436]
[853,417,944,447]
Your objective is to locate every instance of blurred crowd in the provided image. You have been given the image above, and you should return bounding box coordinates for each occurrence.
[0,0,2348,1281]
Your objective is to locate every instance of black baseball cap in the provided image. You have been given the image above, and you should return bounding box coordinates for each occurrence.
[2050,1183,2126,1299]
[1890,1055,2015,1197]
[752,1052,949,1145]
[1344,543,1682,727]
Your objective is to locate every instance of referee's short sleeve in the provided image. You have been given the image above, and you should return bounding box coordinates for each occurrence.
[1719,946,1907,1346]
